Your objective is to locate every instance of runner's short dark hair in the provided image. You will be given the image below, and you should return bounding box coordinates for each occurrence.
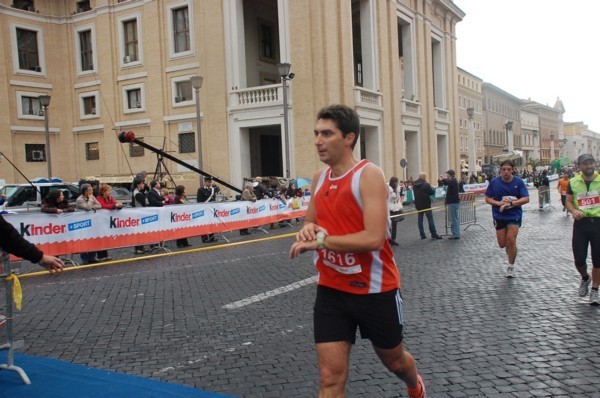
[499,160,515,169]
[316,104,360,149]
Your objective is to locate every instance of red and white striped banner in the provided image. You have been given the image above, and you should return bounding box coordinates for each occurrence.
[4,197,309,257]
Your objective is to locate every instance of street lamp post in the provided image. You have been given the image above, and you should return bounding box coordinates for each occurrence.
[38,94,52,181]
[549,133,555,162]
[277,62,293,179]
[466,107,476,175]
[190,75,204,185]
[559,138,568,157]
[505,121,514,152]
[533,130,539,160]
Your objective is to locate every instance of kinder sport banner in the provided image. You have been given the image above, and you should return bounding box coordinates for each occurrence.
[4,197,308,257]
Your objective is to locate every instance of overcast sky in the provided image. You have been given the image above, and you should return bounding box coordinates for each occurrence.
[454,0,599,132]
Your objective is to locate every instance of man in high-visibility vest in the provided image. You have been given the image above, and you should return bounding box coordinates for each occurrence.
[565,154,600,305]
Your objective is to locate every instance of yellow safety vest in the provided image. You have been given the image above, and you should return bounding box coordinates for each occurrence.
[569,173,600,218]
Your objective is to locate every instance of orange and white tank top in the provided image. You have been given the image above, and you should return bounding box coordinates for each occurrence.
[313,159,401,294]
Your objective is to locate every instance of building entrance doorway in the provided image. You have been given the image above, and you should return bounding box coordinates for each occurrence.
[249,126,282,177]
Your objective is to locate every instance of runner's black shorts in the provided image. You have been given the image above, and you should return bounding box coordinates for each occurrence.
[493,219,522,230]
[314,285,404,349]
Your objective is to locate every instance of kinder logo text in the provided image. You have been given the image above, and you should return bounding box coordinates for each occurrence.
[20,222,66,237]
[171,212,191,223]
[270,203,286,211]
[68,220,92,231]
[214,208,240,218]
[110,216,140,229]
[246,205,266,214]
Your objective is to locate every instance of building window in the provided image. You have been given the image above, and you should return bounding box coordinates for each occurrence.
[174,80,192,103]
[431,35,445,108]
[25,143,45,162]
[258,20,275,62]
[129,137,144,157]
[85,142,99,160]
[76,0,91,13]
[172,6,190,53]
[82,96,96,116]
[178,132,195,153]
[123,19,138,63]
[21,95,42,116]
[122,83,145,113]
[79,30,93,71]
[13,1,34,11]
[126,88,141,110]
[17,28,40,71]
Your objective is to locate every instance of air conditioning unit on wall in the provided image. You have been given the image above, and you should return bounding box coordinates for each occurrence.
[31,150,45,161]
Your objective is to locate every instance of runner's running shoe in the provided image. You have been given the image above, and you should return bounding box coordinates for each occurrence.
[505,266,515,278]
[590,289,600,306]
[579,276,591,297]
[407,374,427,398]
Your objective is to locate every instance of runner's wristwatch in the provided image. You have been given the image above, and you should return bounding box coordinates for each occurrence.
[316,231,326,250]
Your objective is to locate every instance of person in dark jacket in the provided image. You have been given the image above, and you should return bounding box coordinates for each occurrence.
[252,177,270,200]
[41,190,75,214]
[412,172,442,240]
[132,178,148,254]
[538,170,550,208]
[146,180,165,207]
[0,215,64,273]
[442,169,461,239]
[197,177,217,242]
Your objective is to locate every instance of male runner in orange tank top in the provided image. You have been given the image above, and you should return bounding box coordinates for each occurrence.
[289,105,426,398]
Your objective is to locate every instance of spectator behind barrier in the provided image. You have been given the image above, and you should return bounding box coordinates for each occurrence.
[147,180,165,207]
[161,187,175,205]
[240,182,257,236]
[76,183,102,264]
[173,185,191,248]
[41,190,75,214]
[95,183,123,262]
[253,177,269,200]
[132,179,147,254]
[197,177,217,242]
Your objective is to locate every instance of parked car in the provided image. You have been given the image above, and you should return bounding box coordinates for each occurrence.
[0,182,80,208]
[111,186,131,206]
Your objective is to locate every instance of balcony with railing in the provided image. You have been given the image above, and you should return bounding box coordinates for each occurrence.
[401,99,421,118]
[354,87,382,108]
[435,108,449,122]
[229,84,285,110]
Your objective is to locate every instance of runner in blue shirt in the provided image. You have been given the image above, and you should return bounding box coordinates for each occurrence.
[484,160,530,278]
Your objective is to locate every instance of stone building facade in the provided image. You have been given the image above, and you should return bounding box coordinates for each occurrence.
[0,0,464,193]
[456,67,483,173]
[481,82,521,165]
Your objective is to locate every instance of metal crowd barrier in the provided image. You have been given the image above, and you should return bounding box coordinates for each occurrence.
[0,250,31,384]
[444,192,484,234]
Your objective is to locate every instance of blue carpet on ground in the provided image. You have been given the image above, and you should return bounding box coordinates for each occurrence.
[0,352,232,398]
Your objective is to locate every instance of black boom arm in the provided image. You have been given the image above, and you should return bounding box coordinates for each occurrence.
[118,131,242,193]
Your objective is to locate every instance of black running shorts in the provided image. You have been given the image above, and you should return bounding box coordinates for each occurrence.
[493,219,522,230]
[313,285,404,349]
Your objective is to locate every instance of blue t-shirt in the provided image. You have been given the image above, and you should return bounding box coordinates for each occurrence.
[485,176,529,220]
